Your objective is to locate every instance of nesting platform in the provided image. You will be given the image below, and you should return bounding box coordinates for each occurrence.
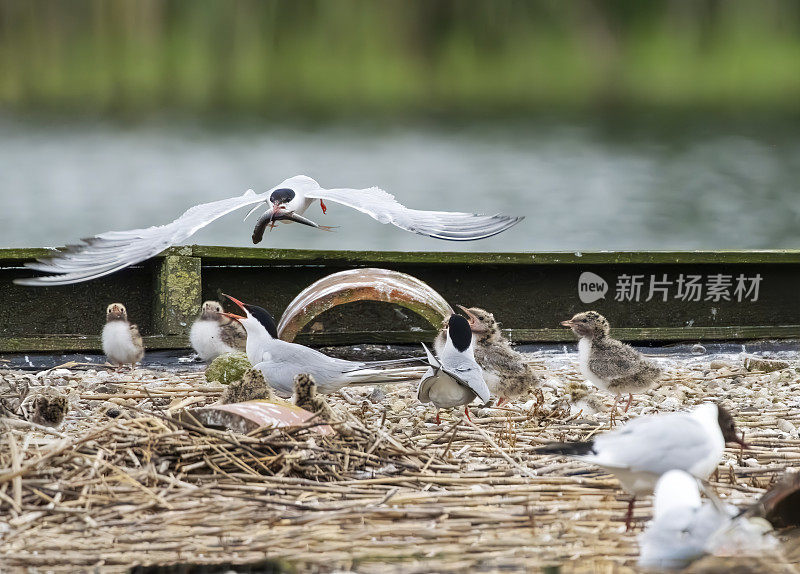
[1,347,799,572]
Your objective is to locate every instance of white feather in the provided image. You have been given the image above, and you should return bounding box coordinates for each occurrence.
[102,322,141,365]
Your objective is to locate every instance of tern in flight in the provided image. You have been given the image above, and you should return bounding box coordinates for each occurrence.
[16,175,523,286]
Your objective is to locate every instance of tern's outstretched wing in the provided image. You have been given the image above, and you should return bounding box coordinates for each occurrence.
[15,190,269,286]
[306,186,523,241]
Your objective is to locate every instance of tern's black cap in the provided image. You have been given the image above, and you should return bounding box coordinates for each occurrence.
[270,188,295,205]
[245,304,279,339]
[448,314,472,352]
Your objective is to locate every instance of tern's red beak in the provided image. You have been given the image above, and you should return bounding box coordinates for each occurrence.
[222,293,247,313]
[220,312,245,322]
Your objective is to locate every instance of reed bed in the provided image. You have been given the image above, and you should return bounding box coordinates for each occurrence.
[0,351,799,573]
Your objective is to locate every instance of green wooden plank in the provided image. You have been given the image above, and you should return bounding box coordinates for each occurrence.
[189,246,800,266]
[4,246,799,265]
[0,336,189,353]
[153,255,202,336]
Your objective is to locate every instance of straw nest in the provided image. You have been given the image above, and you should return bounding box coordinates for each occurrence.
[0,349,799,573]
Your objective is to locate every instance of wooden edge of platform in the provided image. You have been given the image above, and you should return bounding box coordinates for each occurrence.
[2,246,800,266]
[3,325,799,353]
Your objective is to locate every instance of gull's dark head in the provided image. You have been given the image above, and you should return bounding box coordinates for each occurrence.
[269,188,295,208]
[448,314,473,353]
[221,294,279,339]
[561,311,610,339]
[717,404,748,448]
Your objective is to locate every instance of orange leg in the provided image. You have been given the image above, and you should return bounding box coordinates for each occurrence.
[623,393,633,412]
[496,397,506,407]
[435,410,441,425]
[624,497,636,531]
[464,406,472,421]
[320,199,327,214]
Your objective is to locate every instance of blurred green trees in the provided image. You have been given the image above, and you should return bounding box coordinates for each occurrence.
[1,0,799,117]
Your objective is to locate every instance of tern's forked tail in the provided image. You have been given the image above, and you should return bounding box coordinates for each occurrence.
[342,364,428,386]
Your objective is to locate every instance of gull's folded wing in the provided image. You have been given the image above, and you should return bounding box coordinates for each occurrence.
[306,186,523,241]
[15,190,269,286]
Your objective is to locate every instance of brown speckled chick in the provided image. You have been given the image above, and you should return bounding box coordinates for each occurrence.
[219,368,275,404]
[30,388,70,427]
[436,306,540,404]
[292,373,335,421]
[561,311,661,412]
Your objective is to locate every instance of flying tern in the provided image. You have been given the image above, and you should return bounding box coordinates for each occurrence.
[418,313,491,423]
[535,403,747,530]
[16,175,524,286]
[221,294,426,397]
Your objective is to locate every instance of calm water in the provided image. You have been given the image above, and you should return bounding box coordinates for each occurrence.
[2,116,799,252]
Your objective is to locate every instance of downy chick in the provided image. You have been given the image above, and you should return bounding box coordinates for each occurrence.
[449,306,541,404]
[292,373,335,421]
[219,368,275,404]
[190,300,247,361]
[102,303,145,367]
[561,311,661,413]
[29,387,70,427]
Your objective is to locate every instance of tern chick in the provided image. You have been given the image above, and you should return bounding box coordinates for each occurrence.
[535,403,747,530]
[292,373,335,421]
[418,314,491,423]
[438,306,540,404]
[190,300,247,361]
[102,303,144,367]
[561,311,661,414]
[29,387,69,427]
[219,368,275,404]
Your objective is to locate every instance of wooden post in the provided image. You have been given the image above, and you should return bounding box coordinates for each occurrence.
[153,252,202,337]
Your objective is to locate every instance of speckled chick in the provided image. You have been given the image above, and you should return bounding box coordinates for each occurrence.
[219,368,275,404]
[30,387,70,427]
[102,303,145,367]
[435,306,540,403]
[561,311,661,411]
[190,300,247,361]
[292,373,335,421]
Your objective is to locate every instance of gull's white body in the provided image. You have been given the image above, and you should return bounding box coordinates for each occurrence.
[578,403,725,496]
[102,322,142,366]
[190,320,238,361]
[638,470,733,569]
[639,470,776,569]
[17,175,523,286]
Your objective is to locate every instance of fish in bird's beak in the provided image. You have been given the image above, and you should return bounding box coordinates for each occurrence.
[252,206,329,244]
[457,305,487,333]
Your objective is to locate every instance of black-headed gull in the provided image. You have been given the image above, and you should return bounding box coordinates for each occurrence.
[535,403,747,530]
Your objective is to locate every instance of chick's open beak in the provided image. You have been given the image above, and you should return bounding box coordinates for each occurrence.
[456,304,487,333]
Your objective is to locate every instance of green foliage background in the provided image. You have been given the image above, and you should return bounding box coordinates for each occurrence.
[2,0,800,117]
